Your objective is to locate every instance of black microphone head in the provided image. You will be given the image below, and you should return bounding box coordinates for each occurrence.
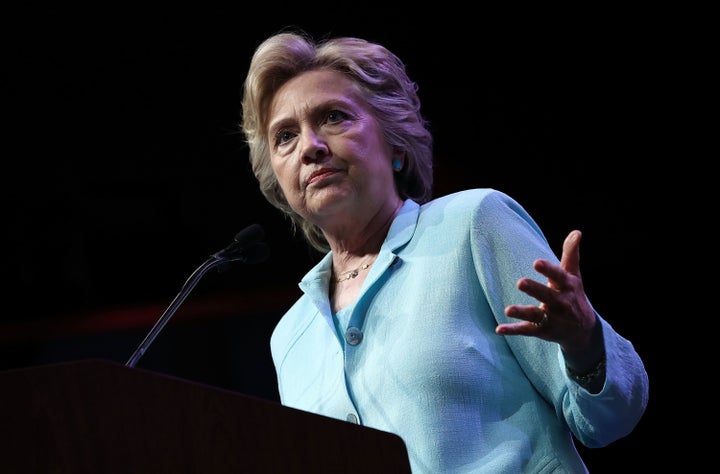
[214,224,269,263]
[234,223,264,245]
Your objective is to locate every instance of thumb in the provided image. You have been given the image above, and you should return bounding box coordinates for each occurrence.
[560,229,582,276]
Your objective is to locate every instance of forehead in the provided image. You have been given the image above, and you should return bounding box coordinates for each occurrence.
[269,69,365,117]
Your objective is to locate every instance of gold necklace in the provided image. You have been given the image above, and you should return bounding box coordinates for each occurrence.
[335,261,372,282]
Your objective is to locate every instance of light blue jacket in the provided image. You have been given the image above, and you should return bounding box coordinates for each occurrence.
[270,189,649,473]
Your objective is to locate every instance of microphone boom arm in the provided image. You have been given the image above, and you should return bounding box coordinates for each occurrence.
[125,254,224,368]
[125,224,268,368]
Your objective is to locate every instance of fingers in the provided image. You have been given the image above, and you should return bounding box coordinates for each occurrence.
[498,302,561,339]
[513,230,584,314]
[496,305,548,336]
[505,304,545,322]
[527,229,582,290]
[498,230,588,341]
[560,229,582,276]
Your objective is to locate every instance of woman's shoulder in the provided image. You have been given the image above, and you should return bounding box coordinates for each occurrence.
[422,188,520,215]
[416,188,538,235]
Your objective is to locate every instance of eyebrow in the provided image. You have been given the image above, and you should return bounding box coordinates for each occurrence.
[268,96,360,135]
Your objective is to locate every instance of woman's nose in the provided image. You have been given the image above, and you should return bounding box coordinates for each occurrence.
[299,129,329,163]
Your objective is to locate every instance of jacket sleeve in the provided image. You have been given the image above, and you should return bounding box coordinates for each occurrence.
[469,189,649,447]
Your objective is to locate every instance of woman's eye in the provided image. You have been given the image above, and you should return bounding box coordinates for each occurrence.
[275,130,295,146]
[326,110,348,124]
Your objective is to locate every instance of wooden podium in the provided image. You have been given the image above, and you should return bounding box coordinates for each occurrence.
[0,359,411,473]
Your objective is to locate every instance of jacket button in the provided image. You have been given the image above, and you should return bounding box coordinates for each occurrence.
[346,413,359,424]
[345,327,363,346]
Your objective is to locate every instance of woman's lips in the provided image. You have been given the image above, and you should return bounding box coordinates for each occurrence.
[306,168,339,186]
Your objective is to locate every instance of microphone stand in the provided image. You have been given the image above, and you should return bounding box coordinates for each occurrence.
[126,254,225,368]
[126,225,268,368]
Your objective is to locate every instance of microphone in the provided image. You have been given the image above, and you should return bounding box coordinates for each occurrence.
[213,223,270,264]
[125,224,270,368]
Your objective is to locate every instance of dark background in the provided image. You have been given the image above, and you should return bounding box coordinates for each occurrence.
[3,7,687,471]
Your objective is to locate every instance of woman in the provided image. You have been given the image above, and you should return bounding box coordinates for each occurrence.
[240,30,648,473]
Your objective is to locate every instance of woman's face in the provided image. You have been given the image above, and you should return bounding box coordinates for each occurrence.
[266,69,398,230]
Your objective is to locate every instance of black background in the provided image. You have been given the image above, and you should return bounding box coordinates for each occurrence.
[3,7,687,471]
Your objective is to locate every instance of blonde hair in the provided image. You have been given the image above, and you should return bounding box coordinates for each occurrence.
[241,30,433,252]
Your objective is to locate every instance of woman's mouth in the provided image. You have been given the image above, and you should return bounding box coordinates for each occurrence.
[306,168,339,186]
